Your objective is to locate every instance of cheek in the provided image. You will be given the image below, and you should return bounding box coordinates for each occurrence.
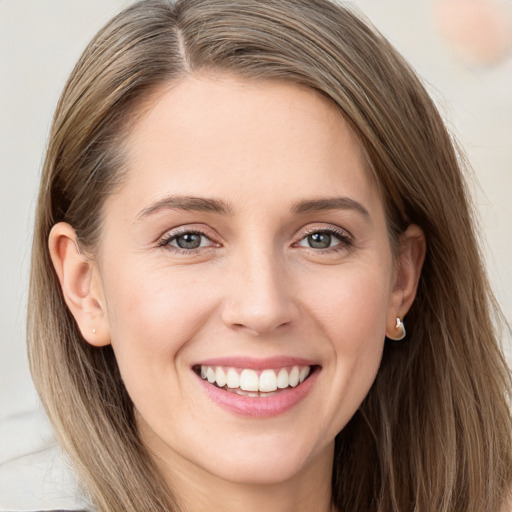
[101,263,217,385]
[304,264,391,425]
[309,264,391,344]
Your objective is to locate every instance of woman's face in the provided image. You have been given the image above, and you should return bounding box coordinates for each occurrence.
[83,74,415,486]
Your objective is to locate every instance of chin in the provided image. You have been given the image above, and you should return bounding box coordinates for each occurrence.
[193,432,332,485]
[204,452,312,485]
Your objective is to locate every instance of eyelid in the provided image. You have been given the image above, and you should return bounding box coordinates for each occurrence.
[296,223,353,241]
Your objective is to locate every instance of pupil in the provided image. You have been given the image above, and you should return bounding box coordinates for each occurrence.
[177,233,201,249]
[308,232,331,249]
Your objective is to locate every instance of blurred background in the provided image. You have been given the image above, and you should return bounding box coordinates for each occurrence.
[1,0,511,501]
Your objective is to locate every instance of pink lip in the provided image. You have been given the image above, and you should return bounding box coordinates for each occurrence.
[195,356,318,370]
[194,365,319,418]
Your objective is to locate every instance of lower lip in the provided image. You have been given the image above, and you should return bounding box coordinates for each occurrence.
[196,369,319,418]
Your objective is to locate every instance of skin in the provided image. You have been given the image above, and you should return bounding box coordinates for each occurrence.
[49,74,425,512]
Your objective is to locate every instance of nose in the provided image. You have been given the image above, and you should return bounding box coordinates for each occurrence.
[220,249,299,336]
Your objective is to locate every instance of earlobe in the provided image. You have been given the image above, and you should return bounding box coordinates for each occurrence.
[48,222,110,347]
[386,224,426,339]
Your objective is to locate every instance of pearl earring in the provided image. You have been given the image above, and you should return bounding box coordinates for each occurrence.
[387,317,406,341]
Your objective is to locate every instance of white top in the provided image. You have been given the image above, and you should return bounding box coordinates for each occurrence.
[0,408,92,512]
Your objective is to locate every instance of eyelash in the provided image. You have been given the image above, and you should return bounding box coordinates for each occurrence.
[158,229,217,254]
[294,226,353,253]
[158,226,353,255]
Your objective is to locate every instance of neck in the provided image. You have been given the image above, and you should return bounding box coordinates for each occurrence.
[150,439,335,512]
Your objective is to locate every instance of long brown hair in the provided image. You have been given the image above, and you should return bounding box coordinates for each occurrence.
[28,0,512,510]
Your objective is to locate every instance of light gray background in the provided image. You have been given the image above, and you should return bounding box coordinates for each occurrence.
[1,0,511,427]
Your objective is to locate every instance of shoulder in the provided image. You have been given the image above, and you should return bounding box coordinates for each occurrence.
[0,409,93,512]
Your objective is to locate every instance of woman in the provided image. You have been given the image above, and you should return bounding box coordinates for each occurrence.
[27,0,512,510]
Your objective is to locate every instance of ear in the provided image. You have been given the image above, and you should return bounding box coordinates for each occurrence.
[386,224,426,338]
[48,222,110,347]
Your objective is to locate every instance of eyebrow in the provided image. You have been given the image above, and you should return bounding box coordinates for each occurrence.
[137,194,370,221]
[137,195,234,220]
[291,196,370,218]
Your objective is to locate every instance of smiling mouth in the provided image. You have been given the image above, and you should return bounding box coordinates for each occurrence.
[193,364,318,397]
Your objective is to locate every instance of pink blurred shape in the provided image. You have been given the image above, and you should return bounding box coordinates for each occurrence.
[432,0,512,65]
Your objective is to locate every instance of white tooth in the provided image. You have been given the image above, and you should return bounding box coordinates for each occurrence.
[200,365,207,379]
[299,366,310,383]
[259,369,278,392]
[235,389,259,397]
[226,368,240,389]
[277,368,289,389]
[240,369,259,391]
[206,367,216,383]
[215,367,227,388]
[289,366,300,387]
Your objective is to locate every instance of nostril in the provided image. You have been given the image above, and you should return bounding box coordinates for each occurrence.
[221,302,298,335]
[228,319,292,336]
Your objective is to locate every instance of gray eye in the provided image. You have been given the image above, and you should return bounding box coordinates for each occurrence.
[175,233,203,249]
[307,232,332,249]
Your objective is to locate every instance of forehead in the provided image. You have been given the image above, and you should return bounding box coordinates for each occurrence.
[110,73,381,218]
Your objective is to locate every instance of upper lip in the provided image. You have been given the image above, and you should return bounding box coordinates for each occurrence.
[193,356,320,370]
